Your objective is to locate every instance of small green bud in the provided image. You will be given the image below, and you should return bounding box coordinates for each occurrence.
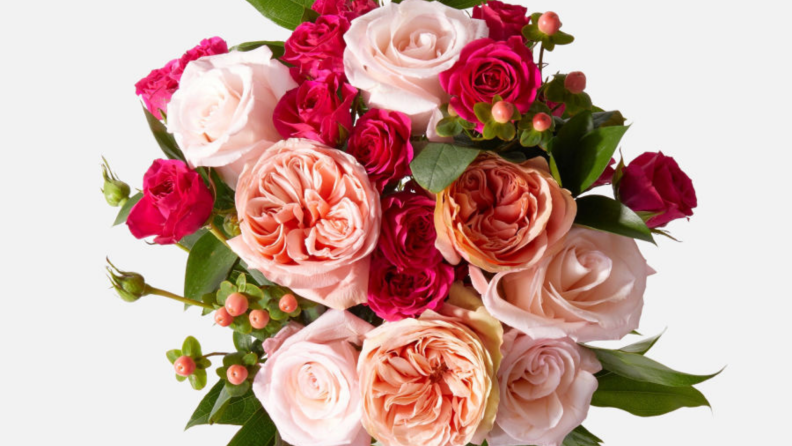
[107,258,150,303]
[101,157,131,207]
[223,213,242,237]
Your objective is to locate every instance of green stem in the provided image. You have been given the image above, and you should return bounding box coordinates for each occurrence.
[538,45,545,73]
[175,242,190,253]
[202,352,230,359]
[147,286,214,310]
[208,221,232,250]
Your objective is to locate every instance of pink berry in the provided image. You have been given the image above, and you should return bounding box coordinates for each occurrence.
[214,307,233,327]
[491,101,515,124]
[538,12,562,36]
[225,292,249,317]
[279,293,298,313]
[565,71,587,95]
[174,356,196,377]
[532,113,552,132]
[227,365,249,385]
[249,309,270,329]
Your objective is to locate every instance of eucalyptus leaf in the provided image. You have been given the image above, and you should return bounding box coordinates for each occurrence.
[227,408,278,446]
[592,373,710,417]
[592,348,721,387]
[410,143,480,193]
[113,193,142,226]
[143,107,185,161]
[574,195,655,244]
[184,232,239,301]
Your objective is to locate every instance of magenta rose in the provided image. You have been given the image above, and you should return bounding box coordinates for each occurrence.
[472,0,529,42]
[439,37,542,127]
[127,159,214,245]
[312,0,377,20]
[619,151,697,228]
[347,109,413,192]
[273,76,357,147]
[283,15,350,82]
[378,191,443,270]
[135,37,227,119]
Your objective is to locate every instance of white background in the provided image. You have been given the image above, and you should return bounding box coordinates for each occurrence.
[1,0,790,444]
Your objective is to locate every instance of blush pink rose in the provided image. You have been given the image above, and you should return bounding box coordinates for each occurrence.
[253,310,374,446]
[343,0,488,134]
[472,1,529,42]
[283,15,350,82]
[435,154,576,273]
[312,0,377,21]
[347,109,413,192]
[167,47,297,187]
[619,151,698,228]
[488,330,601,446]
[273,75,357,147]
[228,138,380,310]
[471,227,652,342]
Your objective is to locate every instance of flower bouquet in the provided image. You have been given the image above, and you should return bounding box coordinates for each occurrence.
[103,0,718,445]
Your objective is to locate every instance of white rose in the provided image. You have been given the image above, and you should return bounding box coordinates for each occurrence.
[167,47,297,187]
[343,0,488,134]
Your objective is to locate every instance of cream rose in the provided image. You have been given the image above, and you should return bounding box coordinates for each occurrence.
[488,330,601,446]
[253,310,374,446]
[167,47,297,187]
[471,227,652,342]
[343,0,488,134]
[228,138,380,310]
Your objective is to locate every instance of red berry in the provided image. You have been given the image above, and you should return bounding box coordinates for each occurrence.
[227,365,249,385]
[538,12,562,36]
[249,309,270,329]
[279,293,298,313]
[565,71,587,95]
[225,292,249,317]
[214,307,233,327]
[491,101,515,124]
[174,356,196,377]
[532,113,552,132]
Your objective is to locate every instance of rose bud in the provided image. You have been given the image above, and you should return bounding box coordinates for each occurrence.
[106,259,149,303]
[532,112,552,132]
[538,11,562,36]
[214,307,233,327]
[279,294,298,314]
[101,158,130,208]
[227,364,249,385]
[249,309,270,330]
[492,101,515,124]
[174,356,196,377]
[565,71,587,94]
[225,293,249,317]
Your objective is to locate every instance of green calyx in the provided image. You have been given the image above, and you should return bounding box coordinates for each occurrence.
[106,258,149,303]
[101,157,131,207]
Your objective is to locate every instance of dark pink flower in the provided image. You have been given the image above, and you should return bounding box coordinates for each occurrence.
[311,0,377,21]
[347,109,413,191]
[378,192,442,270]
[439,37,542,127]
[127,159,214,245]
[591,158,616,188]
[619,151,697,228]
[273,76,357,147]
[472,0,530,42]
[283,15,350,82]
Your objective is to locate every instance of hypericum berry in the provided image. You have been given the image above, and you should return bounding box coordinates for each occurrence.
[249,309,270,329]
[214,307,233,327]
[538,12,562,36]
[227,365,249,385]
[225,292,249,317]
[532,113,552,132]
[174,356,196,377]
[279,293,298,313]
[565,71,587,95]
[491,101,515,124]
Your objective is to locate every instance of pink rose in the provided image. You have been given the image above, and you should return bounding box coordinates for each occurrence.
[312,0,377,21]
[472,1,530,42]
[619,151,698,228]
[135,37,228,119]
[127,159,214,245]
[283,15,350,82]
[347,109,413,192]
[167,47,297,187]
[253,310,373,446]
[378,191,444,269]
[228,138,380,310]
[435,154,576,273]
[488,330,601,446]
[273,76,357,147]
[439,37,542,127]
[471,227,651,342]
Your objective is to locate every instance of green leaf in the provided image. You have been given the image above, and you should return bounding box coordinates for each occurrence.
[184,232,239,301]
[166,349,182,364]
[143,107,185,161]
[436,0,484,9]
[232,41,286,58]
[548,110,593,154]
[186,381,224,429]
[592,373,711,417]
[592,110,626,128]
[410,143,481,193]
[227,408,277,446]
[574,195,655,244]
[244,0,317,30]
[240,261,275,286]
[592,348,721,387]
[179,228,208,250]
[225,380,252,398]
[243,353,259,366]
[552,30,575,45]
[182,336,202,358]
[189,369,208,391]
[619,330,665,355]
[563,426,602,446]
[473,103,493,124]
[186,381,265,429]
[234,332,254,353]
[113,193,143,226]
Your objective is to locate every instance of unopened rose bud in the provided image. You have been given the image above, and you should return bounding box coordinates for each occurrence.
[107,259,149,303]
[101,157,131,207]
[249,309,270,329]
[532,113,552,132]
[279,293,298,314]
[174,356,196,377]
[491,101,515,124]
[538,12,562,36]
[225,293,249,317]
[227,364,249,385]
[565,72,587,95]
[214,308,233,327]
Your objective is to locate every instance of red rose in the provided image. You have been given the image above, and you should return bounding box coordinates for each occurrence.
[378,192,443,270]
[619,151,697,228]
[273,76,357,147]
[127,159,214,244]
[283,15,350,82]
[347,109,413,191]
[439,37,542,127]
[472,0,530,42]
[311,0,377,21]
